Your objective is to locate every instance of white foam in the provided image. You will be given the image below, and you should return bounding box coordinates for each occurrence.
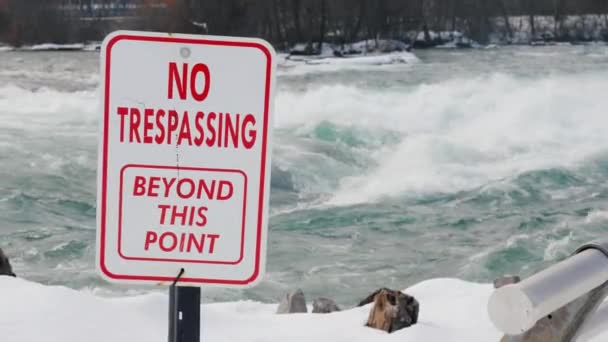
[274,84,405,129]
[543,232,573,261]
[324,72,608,205]
[0,85,98,132]
[586,210,608,224]
[5,68,608,207]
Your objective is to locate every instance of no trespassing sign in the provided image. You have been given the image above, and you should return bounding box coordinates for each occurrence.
[96,31,276,287]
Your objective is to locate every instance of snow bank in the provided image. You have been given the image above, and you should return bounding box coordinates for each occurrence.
[2,276,608,341]
[290,42,335,57]
[0,277,496,342]
[22,43,86,51]
[10,43,100,52]
[344,39,411,54]
[297,52,418,66]
[289,40,411,57]
[279,51,419,75]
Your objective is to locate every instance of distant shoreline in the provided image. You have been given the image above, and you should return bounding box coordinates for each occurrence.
[1,37,606,54]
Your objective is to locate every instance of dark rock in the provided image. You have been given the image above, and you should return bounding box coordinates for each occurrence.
[358,288,382,307]
[276,289,307,314]
[312,297,340,313]
[363,288,419,333]
[494,275,521,289]
[0,248,16,277]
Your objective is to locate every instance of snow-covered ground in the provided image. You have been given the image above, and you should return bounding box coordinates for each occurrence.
[1,276,607,342]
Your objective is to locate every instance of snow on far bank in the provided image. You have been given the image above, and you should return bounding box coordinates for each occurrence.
[279,51,419,75]
[0,43,101,52]
[288,52,419,66]
[23,43,85,51]
[2,276,608,341]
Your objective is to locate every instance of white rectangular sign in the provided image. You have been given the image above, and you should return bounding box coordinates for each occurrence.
[96,31,275,287]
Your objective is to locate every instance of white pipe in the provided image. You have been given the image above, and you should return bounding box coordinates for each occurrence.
[488,248,608,335]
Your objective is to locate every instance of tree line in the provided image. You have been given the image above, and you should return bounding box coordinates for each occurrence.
[1,0,608,47]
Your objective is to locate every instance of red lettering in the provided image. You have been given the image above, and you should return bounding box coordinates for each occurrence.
[155,109,166,144]
[179,232,186,252]
[217,112,223,148]
[207,234,219,254]
[193,111,205,146]
[188,234,205,253]
[196,206,208,227]
[217,180,233,200]
[133,176,146,196]
[167,110,179,144]
[158,204,170,224]
[115,107,257,149]
[171,205,188,225]
[144,231,157,250]
[143,108,154,144]
[144,231,217,254]
[177,111,192,145]
[205,112,216,147]
[162,177,175,197]
[168,62,187,100]
[159,232,177,252]
[242,114,256,149]
[224,112,239,148]
[190,63,210,102]
[117,107,129,142]
[129,108,141,143]
[196,179,215,199]
[148,176,160,197]
[177,179,195,199]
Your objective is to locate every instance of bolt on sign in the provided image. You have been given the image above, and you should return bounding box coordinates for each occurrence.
[96,31,276,286]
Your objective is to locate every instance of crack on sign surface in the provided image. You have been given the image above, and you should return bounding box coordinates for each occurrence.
[175,132,180,180]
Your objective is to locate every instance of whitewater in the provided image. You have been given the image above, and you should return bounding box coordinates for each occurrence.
[2,44,608,340]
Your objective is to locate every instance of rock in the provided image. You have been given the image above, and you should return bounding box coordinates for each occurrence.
[276,289,307,314]
[494,275,521,289]
[0,248,16,277]
[363,288,419,333]
[312,297,340,313]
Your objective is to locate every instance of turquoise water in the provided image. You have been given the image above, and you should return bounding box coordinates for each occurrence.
[1,45,608,304]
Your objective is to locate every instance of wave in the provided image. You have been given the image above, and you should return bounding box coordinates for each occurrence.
[4,69,608,210]
[321,72,608,205]
[0,85,98,132]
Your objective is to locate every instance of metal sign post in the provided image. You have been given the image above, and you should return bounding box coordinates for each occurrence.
[169,269,201,342]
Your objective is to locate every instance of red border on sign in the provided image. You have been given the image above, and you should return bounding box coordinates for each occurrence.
[117,164,248,265]
[99,34,272,285]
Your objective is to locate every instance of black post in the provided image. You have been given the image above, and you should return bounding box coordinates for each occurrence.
[169,269,201,342]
